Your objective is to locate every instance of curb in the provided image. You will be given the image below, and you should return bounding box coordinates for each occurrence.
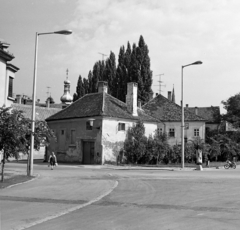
[4,173,40,189]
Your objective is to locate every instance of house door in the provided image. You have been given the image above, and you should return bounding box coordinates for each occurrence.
[83,141,95,164]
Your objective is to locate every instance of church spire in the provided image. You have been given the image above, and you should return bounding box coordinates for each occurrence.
[172,85,175,103]
[60,69,73,105]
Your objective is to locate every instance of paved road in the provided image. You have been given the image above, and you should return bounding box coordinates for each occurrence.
[1,162,240,230]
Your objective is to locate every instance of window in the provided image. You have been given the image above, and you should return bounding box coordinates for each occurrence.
[158,128,163,135]
[86,121,92,130]
[61,130,65,135]
[118,123,125,131]
[71,130,76,144]
[194,129,200,137]
[8,77,13,98]
[169,128,175,137]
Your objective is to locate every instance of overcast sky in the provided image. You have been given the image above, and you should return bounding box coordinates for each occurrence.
[1,0,240,112]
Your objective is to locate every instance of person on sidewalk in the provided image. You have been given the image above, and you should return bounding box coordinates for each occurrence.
[48,152,57,170]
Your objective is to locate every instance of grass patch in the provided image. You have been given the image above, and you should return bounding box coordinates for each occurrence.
[0,175,34,189]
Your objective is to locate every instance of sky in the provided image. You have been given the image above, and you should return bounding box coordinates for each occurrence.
[1,0,240,113]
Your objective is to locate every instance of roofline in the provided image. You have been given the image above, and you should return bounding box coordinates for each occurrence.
[7,63,20,72]
[0,49,15,61]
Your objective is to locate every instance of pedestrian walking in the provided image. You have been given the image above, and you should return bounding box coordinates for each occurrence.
[48,152,57,170]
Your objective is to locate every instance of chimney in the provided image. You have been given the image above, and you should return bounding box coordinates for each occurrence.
[195,107,198,115]
[186,104,188,108]
[98,81,108,93]
[168,91,172,101]
[16,94,22,104]
[126,82,138,116]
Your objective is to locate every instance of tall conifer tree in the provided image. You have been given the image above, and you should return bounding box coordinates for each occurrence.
[73,75,85,102]
[103,51,116,96]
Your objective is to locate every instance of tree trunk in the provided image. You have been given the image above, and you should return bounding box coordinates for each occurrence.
[1,151,5,182]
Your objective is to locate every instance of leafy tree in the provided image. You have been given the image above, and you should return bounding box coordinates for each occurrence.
[152,131,169,164]
[222,93,240,128]
[124,120,147,164]
[0,107,55,181]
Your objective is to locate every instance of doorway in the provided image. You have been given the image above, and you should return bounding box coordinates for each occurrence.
[83,141,95,164]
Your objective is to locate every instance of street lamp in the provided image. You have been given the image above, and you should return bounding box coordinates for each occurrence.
[28,30,72,176]
[181,61,202,169]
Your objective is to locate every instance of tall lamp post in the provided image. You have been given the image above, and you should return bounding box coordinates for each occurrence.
[181,61,202,169]
[28,30,72,176]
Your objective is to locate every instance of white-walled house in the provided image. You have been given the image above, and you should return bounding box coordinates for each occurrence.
[46,82,159,164]
[143,92,206,146]
[0,41,19,107]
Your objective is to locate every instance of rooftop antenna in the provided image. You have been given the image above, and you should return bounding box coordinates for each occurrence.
[46,86,51,98]
[98,52,107,61]
[155,74,165,94]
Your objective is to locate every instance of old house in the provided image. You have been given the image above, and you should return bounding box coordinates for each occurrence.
[185,105,221,131]
[0,41,19,107]
[143,91,206,146]
[46,82,159,164]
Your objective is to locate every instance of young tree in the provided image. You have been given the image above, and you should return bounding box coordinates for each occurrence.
[153,131,169,164]
[0,107,55,181]
[124,120,147,164]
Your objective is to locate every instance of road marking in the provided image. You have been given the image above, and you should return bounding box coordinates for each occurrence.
[14,180,118,230]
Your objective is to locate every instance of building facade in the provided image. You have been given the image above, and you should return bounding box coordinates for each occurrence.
[0,41,19,107]
[143,91,206,146]
[46,82,159,164]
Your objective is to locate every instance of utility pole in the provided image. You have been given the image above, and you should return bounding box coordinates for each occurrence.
[155,74,165,94]
[98,52,107,61]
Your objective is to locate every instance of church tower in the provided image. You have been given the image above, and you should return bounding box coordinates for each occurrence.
[60,69,73,105]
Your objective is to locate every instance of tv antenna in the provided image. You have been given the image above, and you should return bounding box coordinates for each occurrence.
[98,52,107,61]
[155,74,165,94]
[46,86,51,98]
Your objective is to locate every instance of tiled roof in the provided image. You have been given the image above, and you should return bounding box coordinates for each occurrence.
[46,92,158,122]
[12,104,61,121]
[186,106,220,123]
[142,94,206,122]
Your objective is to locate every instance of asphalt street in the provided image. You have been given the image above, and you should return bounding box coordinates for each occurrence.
[1,162,240,230]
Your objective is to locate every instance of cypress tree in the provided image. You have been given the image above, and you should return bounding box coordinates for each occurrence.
[103,51,116,96]
[83,78,89,95]
[116,46,127,102]
[87,71,93,93]
[92,62,101,92]
[137,35,153,104]
[73,75,85,102]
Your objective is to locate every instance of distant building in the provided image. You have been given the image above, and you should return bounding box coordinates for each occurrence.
[185,105,221,131]
[143,91,206,145]
[0,41,19,107]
